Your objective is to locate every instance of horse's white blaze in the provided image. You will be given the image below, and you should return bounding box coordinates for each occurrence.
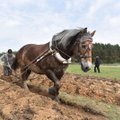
[81,60,92,69]
[87,61,92,68]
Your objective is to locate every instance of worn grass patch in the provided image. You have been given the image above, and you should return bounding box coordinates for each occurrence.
[59,92,120,120]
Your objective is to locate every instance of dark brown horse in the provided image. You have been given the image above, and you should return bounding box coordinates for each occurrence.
[12,28,95,100]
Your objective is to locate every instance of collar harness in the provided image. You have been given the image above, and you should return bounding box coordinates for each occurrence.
[36,41,71,64]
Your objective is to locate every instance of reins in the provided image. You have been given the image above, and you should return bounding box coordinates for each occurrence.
[12,46,54,81]
[12,41,72,81]
[52,46,71,59]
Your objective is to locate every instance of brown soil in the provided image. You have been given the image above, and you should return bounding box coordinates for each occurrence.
[0,67,120,120]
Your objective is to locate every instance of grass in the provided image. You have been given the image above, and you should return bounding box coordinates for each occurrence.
[59,92,120,120]
[66,63,120,80]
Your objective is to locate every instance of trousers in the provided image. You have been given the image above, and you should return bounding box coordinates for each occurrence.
[3,66,12,76]
[94,65,100,73]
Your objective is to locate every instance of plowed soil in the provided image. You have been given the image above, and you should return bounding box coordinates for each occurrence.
[0,67,120,120]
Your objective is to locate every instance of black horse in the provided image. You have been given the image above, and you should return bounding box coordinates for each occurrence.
[12,28,96,100]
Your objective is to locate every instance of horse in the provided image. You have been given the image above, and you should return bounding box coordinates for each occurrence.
[12,27,96,101]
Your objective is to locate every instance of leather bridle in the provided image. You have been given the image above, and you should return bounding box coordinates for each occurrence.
[76,40,92,61]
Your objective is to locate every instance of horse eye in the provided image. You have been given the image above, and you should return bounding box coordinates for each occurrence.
[81,45,86,48]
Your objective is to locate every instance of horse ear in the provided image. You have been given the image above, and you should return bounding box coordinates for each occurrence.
[80,27,87,34]
[84,27,87,32]
[91,30,96,36]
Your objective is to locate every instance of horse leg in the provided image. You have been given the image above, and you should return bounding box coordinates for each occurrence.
[46,69,63,101]
[21,68,31,90]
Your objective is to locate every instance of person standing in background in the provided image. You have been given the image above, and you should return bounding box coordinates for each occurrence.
[0,49,15,76]
[94,56,101,73]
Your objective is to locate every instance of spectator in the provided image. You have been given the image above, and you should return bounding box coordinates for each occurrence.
[0,49,15,76]
[94,56,101,73]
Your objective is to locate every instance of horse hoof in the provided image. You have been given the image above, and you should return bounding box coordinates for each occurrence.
[48,87,56,96]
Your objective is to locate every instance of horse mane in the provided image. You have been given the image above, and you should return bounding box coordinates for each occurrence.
[51,28,85,49]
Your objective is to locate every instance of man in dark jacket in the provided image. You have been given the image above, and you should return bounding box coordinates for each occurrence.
[94,56,101,73]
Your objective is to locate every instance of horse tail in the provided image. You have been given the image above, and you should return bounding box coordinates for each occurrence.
[11,55,19,71]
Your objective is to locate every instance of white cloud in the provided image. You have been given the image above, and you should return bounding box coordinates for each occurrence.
[6,0,31,5]
[86,0,110,20]
[109,16,120,27]
[65,0,84,11]
[0,0,119,52]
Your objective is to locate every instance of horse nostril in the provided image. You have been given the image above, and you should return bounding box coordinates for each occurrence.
[81,62,91,72]
[85,67,89,70]
[84,67,90,72]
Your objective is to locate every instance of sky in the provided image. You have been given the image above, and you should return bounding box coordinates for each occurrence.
[0,0,120,52]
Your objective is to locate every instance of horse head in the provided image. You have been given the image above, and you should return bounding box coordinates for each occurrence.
[72,28,96,72]
[51,27,96,72]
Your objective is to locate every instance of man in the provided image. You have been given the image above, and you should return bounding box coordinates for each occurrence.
[0,49,15,76]
[94,56,101,73]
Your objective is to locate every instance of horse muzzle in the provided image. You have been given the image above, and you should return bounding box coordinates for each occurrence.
[80,61,92,72]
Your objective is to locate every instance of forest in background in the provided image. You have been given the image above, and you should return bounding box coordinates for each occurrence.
[93,43,120,63]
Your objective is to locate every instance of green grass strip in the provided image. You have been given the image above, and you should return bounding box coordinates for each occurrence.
[67,64,120,80]
[59,92,120,120]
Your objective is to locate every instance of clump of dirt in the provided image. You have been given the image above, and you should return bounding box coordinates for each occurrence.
[61,73,120,105]
[0,67,119,120]
[0,78,107,120]
[28,73,120,106]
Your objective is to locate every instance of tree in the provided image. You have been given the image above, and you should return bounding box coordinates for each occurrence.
[92,43,120,63]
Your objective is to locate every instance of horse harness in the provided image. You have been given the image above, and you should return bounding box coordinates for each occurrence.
[36,39,92,65]
[36,41,71,64]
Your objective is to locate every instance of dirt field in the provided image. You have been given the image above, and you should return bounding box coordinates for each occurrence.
[0,67,120,120]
